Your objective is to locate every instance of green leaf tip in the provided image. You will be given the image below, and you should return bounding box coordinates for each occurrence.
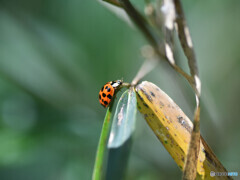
[108,88,137,148]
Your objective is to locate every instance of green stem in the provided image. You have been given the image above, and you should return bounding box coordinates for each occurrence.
[92,106,113,180]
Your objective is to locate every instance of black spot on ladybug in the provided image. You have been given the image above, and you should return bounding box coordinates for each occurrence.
[150,91,155,97]
[105,86,108,89]
[104,101,108,105]
[102,99,104,102]
[102,93,106,97]
[101,87,104,91]
[99,94,101,99]
[107,94,112,99]
[107,88,111,92]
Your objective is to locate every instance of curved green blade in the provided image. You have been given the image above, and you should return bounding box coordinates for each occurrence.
[108,88,137,148]
[92,107,113,180]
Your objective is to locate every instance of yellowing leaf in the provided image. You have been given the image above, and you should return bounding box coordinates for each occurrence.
[135,81,231,180]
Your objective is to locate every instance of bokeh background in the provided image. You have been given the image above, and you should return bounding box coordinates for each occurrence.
[0,0,239,179]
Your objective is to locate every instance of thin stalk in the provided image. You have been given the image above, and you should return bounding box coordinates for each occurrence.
[92,106,113,180]
[118,0,194,88]
[118,0,165,57]
[174,0,199,77]
[182,104,200,180]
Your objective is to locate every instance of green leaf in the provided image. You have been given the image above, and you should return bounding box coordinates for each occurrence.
[108,88,137,148]
[106,138,132,180]
[92,107,113,180]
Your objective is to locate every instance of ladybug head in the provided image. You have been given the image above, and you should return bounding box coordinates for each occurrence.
[110,80,123,89]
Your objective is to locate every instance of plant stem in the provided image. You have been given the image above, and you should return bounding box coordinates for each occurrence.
[119,0,164,56]
[118,0,194,87]
[92,106,113,180]
[174,0,199,78]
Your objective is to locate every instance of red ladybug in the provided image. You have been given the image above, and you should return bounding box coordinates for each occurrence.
[99,80,122,107]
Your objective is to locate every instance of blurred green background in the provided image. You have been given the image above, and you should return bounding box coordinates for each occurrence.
[0,0,239,179]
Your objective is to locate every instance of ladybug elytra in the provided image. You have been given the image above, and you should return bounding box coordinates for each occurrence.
[99,80,123,107]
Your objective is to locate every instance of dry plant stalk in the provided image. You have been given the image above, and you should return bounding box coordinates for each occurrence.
[101,0,228,179]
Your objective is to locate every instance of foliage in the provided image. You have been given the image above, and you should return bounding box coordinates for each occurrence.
[0,0,239,180]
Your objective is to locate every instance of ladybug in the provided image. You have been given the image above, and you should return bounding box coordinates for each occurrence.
[99,80,123,107]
